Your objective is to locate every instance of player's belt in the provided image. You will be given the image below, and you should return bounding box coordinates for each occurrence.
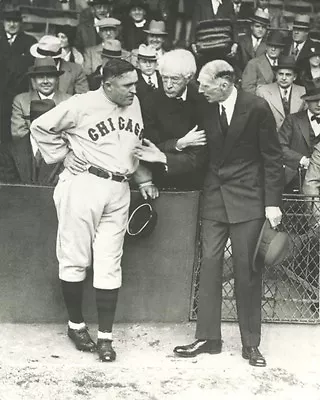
[88,166,132,183]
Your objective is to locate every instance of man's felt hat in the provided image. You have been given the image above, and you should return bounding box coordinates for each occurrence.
[137,44,157,61]
[94,17,121,29]
[293,14,311,30]
[252,220,290,271]
[249,9,270,26]
[266,30,286,47]
[127,0,149,12]
[143,20,167,35]
[273,55,299,72]
[126,199,158,237]
[30,99,56,123]
[100,40,123,58]
[3,8,22,21]
[27,57,64,76]
[301,79,320,101]
[30,35,62,59]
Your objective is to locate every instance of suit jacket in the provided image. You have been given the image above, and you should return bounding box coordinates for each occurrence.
[237,34,267,71]
[303,142,320,197]
[241,53,274,94]
[75,19,102,55]
[9,90,71,185]
[136,70,163,101]
[284,38,316,63]
[141,83,207,190]
[278,110,316,185]
[199,89,283,223]
[256,83,306,131]
[58,60,89,95]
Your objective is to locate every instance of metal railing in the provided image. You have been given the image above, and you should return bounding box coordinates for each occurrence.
[190,194,320,324]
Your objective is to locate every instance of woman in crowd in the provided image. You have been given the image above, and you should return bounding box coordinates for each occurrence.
[296,44,320,86]
[56,25,84,65]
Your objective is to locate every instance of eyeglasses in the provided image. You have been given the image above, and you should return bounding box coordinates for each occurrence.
[162,75,184,85]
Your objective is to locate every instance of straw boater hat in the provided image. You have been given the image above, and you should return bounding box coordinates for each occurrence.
[30,36,62,59]
[301,79,320,101]
[137,44,157,61]
[266,30,286,47]
[273,55,299,72]
[249,9,270,26]
[27,57,64,76]
[100,40,123,58]
[94,17,121,29]
[143,20,167,35]
[293,14,311,30]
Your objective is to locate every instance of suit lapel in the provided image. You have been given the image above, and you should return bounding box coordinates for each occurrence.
[269,83,284,116]
[290,85,303,114]
[258,55,274,83]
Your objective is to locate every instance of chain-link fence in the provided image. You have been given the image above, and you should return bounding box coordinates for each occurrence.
[190,195,320,324]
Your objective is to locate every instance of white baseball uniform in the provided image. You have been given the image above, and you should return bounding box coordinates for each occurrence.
[30,87,145,289]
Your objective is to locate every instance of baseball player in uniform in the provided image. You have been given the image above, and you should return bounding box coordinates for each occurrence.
[30,59,158,362]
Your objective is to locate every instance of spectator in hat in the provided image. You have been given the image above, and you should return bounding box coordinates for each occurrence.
[55,25,84,65]
[236,9,269,72]
[254,0,287,29]
[122,0,151,51]
[86,39,130,90]
[75,0,123,54]
[135,49,207,190]
[284,15,315,63]
[242,30,286,94]
[0,8,37,143]
[30,35,89,95]
[279,79,320,193]
[9,57,71,185]
[256,55,306,132]
[131,19,169,68]
[136,44,163,100]
[295,44,320,87]
[83,17,130,76]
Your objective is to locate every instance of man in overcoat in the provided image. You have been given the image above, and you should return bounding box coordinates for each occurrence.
[173,60,284,367]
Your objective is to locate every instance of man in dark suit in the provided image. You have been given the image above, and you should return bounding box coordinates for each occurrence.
[284,14,315,63]
[279,80,320,193]
[9,57,71,186]
[237,9,269,71]
[136,44,163,101]
[134,49,207,190]
[0,8,37,143]
[172,59,284,367]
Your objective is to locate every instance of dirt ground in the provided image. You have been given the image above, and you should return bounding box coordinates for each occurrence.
[0,322,319,400]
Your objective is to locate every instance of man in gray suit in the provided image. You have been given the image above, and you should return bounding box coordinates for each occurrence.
[242,30,286,94]
[257,55,306,131]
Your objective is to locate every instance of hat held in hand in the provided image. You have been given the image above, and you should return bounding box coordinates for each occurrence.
[126,198,158,237]
[30,99,56,123]
[253,219,290,270]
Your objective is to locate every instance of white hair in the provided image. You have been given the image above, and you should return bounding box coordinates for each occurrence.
[158,49,197,79]
[199,60,235,83]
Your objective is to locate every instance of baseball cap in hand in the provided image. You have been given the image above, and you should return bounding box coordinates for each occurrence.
[126,198,158,237]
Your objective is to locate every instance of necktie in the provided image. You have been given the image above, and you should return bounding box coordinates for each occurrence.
[293,43,299,59]
[253,38,260,55]
[147,76,156,90]
[272,59,277,66]
[7,34,15,45]
[34,149,43,167]
[219,105,228,135]
[311,114,320,124]
[282,89,290,115]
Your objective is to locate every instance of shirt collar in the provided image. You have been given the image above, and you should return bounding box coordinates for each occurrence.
[294,40,306,49]
[142,72,158,86]
[279,86,291,97]
[219,86,237,111]
[38,91,55,100]
[266,54,277,66]
[135,19,146,28]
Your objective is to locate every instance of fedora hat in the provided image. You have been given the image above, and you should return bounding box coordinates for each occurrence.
[3,8,22,21]
[126,199,158,238]
[30,35,62,59]
[127,0,149,12]
[94,17,121,29]
[301,79,320,101]
[273,55,299,72]
[293,14,311,30]
[249,9,270,26]
[30,99,56,123]
[100,39,123,58]
[266,30,286,47]
[252,220,290,271]
[143,20,167,35]
[27,57,64,77]
[137,44,157,61]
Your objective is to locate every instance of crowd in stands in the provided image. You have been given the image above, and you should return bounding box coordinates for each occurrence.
[1,0,320,198]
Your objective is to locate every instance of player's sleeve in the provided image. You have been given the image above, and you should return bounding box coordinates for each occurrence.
[30,97,78,164]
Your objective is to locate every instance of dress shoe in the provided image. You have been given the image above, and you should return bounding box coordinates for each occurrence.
[67,326,96,352]
[97,339,116,362]
[173,339,222,358]
[242,346,266,367]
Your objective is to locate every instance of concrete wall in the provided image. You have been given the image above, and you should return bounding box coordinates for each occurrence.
[0,185,200,323]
